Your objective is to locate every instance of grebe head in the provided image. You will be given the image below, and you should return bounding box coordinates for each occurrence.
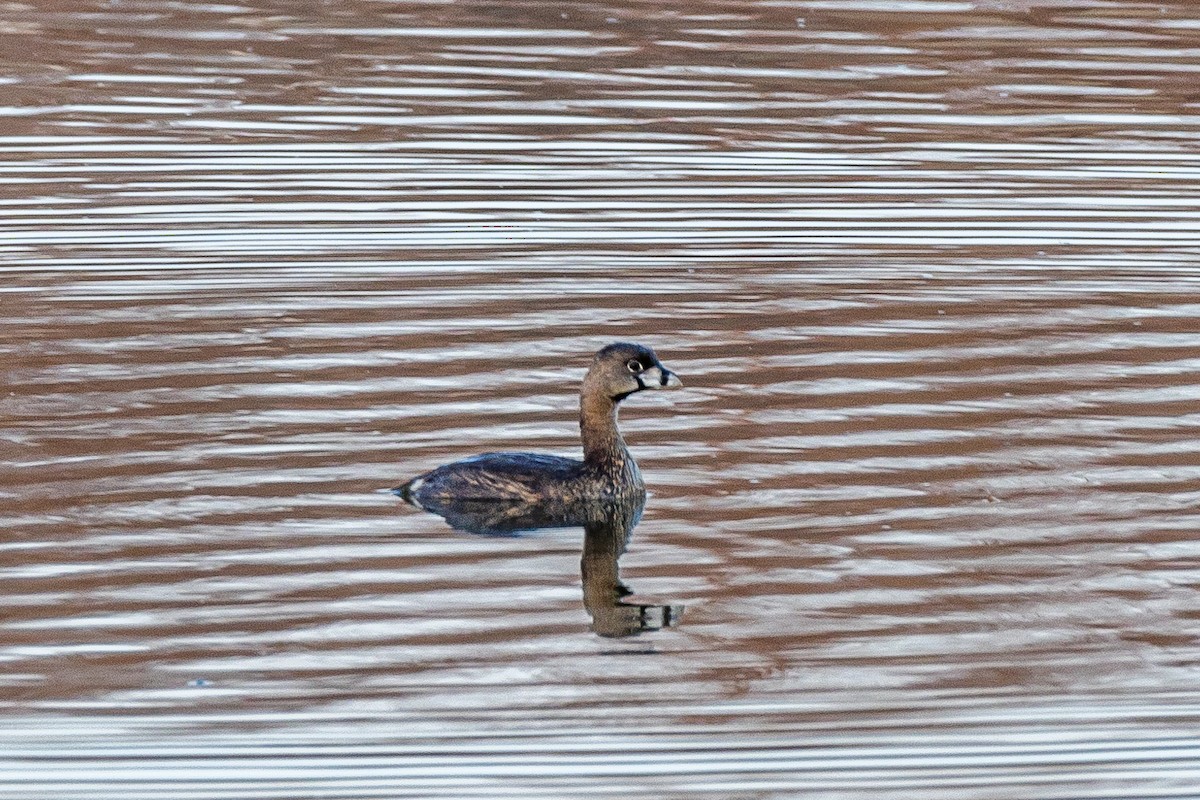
[586,342,682,402]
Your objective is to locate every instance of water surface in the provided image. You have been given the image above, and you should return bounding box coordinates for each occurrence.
[3,0,1200,797]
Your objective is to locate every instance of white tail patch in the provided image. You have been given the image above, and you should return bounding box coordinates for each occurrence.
[406,477,426,509]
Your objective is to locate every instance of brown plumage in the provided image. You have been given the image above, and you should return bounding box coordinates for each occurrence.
[397,342,681,506]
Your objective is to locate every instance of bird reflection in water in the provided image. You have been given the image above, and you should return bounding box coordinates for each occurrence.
[399,490,682,638]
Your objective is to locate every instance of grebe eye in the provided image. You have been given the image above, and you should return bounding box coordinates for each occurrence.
[626,359,643,373]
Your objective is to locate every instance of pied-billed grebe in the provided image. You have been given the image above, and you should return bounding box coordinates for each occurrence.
[398,342,681,506]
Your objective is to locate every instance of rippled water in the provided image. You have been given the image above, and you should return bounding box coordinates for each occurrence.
[4,0,1200,797]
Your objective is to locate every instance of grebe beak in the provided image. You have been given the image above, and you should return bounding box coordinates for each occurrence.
[643,365,682,389]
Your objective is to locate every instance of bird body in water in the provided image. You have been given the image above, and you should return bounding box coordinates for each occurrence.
[398,342,681,506]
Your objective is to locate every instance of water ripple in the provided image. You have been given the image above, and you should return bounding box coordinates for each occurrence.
[3,0,1200,797]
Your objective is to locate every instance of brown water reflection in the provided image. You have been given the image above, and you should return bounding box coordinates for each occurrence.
[400,488,681,638]
[3,0,1200,797]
